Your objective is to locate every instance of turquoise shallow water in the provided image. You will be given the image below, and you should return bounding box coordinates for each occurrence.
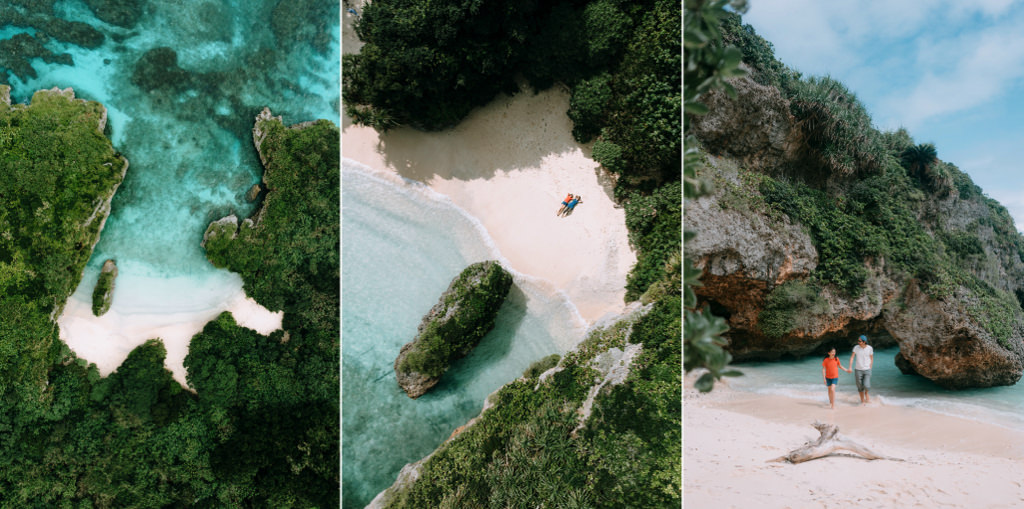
[4,1,339,311]
[728,347,1024,430]
[342,160,583,507]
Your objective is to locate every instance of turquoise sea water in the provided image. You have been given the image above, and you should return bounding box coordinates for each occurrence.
[728,347,1024,430]
[4,1,339,314]
[342,159,585,507]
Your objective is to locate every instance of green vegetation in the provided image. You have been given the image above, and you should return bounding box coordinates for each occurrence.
[196,115,340,504]
[624,181,682,302]
[382,297,682,509]
[0,86,125,407]
[91,260,116,316]
[344,0,637,131]
[758,281,828,338]
[0,92,339,506]
[347,0,685,502]
[397,261,514,379]
[522,353,560,379]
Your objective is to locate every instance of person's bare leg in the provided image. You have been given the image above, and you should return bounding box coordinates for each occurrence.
[828,385,835,409]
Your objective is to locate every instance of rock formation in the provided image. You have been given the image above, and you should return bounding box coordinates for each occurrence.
[394,261,514,398]
[688,74,1024,388]
[91,259,118,316]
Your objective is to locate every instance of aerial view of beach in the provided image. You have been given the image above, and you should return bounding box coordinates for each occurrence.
[343,0,681,506]
[1,1,339,505]
[687,1,1024,507]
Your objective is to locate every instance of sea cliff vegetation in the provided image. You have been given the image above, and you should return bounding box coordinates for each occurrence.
[0,86,126,407]
[685,5,1024,388]
[346,0,682,505]
[0,92,339,506]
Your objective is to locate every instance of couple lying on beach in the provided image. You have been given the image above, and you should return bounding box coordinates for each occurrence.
[822,335,874,409]
[556,193,583,217]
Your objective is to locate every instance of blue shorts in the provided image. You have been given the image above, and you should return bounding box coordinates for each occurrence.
[825,377,838,386]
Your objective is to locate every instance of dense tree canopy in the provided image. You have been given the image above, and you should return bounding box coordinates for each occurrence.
[0,92,340,506]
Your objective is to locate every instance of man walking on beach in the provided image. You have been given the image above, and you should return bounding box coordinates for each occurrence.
[850,335,874,404]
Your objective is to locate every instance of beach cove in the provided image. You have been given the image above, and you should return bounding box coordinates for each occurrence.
[342,13,639,503]
[341,90,639,506]
[0,1,341,385]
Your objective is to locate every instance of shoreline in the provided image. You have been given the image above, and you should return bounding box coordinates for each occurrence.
[341,4,634,327]
[58,280,282,386]
[684,374,1024,507]
[341,89,636,325]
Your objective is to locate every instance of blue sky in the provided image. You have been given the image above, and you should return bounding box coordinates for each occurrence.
[742,0,1024,230]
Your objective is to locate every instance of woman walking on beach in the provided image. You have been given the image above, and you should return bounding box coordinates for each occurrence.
[557,193,574,216]
[822,347,852,409]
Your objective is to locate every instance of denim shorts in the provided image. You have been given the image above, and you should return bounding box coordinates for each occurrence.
[825,377,838,386]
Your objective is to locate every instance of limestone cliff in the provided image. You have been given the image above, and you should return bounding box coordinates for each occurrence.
[688,74,1024,388]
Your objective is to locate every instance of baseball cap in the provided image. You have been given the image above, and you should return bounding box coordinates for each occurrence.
[858,335,868,343]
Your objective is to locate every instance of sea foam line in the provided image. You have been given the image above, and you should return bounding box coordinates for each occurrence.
[343,158,589,347]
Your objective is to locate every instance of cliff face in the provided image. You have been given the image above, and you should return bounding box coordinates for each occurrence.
[688,75,1024,388]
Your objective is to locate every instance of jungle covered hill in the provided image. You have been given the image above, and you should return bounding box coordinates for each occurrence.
[0,90,339,506]
[346,0,682,506]
[686,10,1024,389]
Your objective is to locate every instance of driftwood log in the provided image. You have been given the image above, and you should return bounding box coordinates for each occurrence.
[770,421,903,464]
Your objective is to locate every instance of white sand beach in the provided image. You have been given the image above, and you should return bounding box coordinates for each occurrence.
[342,5,635,325]
[59,277,282,387]
[684,374,1024,508]
[342,91,635,323]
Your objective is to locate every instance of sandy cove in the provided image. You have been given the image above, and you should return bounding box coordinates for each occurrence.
[59,279,282,387]
[342,6,634,325]
[684,375,1024,508]
[342,90,635,323]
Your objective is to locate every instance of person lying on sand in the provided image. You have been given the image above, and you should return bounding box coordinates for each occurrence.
[557,193,574,216]
[560,195,582,217]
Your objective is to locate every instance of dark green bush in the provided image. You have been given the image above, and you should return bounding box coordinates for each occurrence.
[522,354,561,379]
[759,281,828,338]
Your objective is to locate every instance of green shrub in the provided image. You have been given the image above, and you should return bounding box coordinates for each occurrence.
[624,180,681,300]
[522,354,561,379]
[758,281,828,338]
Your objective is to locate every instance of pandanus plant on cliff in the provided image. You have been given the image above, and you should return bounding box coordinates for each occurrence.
[901,143,952,195]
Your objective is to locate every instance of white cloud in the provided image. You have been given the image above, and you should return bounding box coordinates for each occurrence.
[744,1,1024,130]
[882,25,1024,129]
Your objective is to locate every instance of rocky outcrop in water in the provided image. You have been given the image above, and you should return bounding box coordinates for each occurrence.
[201,214,239,249]
[91,259,118,317]
[394,261,513,399]
[885,281,1024,389]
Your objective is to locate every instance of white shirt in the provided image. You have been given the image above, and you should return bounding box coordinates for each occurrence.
[852,344,873,370]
